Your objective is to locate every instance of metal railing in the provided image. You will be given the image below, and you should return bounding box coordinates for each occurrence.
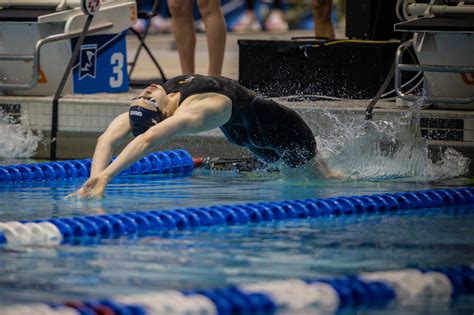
[395,39,474,104]
[0,22,113,90]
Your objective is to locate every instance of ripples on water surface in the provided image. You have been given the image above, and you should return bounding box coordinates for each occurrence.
[0,171,473,314]
[1,106,473,313]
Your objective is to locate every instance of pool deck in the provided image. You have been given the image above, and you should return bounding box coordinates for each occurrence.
[1,30,474,173]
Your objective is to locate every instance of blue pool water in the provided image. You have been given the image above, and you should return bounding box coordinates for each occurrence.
[0,169,473,314]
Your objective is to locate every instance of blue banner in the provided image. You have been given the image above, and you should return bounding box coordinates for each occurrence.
[72,32,129,94]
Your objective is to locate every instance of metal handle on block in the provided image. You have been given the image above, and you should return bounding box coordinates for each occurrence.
[0,22,112,90]
[395,39,474,104]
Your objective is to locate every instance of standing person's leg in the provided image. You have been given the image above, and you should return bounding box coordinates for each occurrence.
[168,0,196,74]
[197,0,227,76]
[312,0,335,39]
[232,0,261,32]
[265,0,289,32]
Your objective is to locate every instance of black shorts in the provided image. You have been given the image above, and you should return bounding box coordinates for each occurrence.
[221,97,317,168]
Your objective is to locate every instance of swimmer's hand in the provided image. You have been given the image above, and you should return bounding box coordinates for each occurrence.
[66,175,110,199]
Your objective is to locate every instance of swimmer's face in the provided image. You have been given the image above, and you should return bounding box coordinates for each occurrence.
[139,84,168,112]
[128,84,168,137]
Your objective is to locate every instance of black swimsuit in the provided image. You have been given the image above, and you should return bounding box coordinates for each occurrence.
[162,75,316,168]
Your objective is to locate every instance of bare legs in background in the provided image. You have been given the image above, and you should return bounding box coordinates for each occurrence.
[168,0,226,75]
[232,0,289,32]
[312,0,335,39]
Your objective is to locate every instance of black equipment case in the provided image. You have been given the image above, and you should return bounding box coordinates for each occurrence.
[238,39,400,99]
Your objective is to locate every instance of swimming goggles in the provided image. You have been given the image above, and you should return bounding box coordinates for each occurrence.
[131,96,157,107]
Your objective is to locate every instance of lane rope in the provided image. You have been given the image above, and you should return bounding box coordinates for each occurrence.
[0,265,472,314]
[0,149,193,182]
[0,187,472,246]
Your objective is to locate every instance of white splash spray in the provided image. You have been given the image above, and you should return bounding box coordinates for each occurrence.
[0,111,43,158]
[316,106,470,181]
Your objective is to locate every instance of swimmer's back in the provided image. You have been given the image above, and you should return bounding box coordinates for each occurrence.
[162,75,316,167]
[162,75,256,109]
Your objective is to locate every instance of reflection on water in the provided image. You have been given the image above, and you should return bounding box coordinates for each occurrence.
[0,207,473,314]
[0,174,472,314]
[0,170,472,222]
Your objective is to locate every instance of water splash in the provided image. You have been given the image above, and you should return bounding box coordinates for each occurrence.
[316,106,470,181]
[0,111,43,159]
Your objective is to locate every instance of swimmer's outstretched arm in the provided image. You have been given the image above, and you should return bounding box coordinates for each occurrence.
[89,113,131,177]
[68,95,232,198]
[67,114,195,199]
[100,115,197,177]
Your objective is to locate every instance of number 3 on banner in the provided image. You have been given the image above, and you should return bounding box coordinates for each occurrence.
[110,52,124,88]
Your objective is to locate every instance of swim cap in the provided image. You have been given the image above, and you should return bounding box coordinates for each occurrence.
[129,105,163,137]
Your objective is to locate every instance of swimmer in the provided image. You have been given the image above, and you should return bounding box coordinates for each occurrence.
[68,75,341,199]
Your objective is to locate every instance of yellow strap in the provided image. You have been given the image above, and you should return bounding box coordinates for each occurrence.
[310,39,400,48]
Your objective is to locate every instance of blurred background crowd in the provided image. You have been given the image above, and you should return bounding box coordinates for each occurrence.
[132,0,346,35]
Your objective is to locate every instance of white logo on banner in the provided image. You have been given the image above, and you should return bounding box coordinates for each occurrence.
[79,44,97,80]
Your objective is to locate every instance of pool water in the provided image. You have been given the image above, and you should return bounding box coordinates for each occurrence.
[2,72,473,313]
[0,170,473,314]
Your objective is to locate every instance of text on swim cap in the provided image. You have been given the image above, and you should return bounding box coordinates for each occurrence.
[130,110,143,117]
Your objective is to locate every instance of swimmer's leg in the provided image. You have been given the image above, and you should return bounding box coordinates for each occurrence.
[247,98,317,168]
[243,98,342,179]
[247,147,280,164]
[279,150,343,180]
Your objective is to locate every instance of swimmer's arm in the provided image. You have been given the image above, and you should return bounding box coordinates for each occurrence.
[68,116,191,199]
[90,113,131,177]
[67,96,232,199]
[100,97,232,181]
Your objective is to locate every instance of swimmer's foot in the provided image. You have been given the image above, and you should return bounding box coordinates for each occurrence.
[326,170,344,180]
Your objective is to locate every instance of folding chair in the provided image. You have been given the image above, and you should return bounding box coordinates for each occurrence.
[128,0,167,87]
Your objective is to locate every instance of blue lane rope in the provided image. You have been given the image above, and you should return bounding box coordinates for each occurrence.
[0,187,472,246]
[0,149,193,183]
[0,265,472,314]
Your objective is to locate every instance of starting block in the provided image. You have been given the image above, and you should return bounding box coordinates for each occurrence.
[0,0,137,95]
[394,0,474,108]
